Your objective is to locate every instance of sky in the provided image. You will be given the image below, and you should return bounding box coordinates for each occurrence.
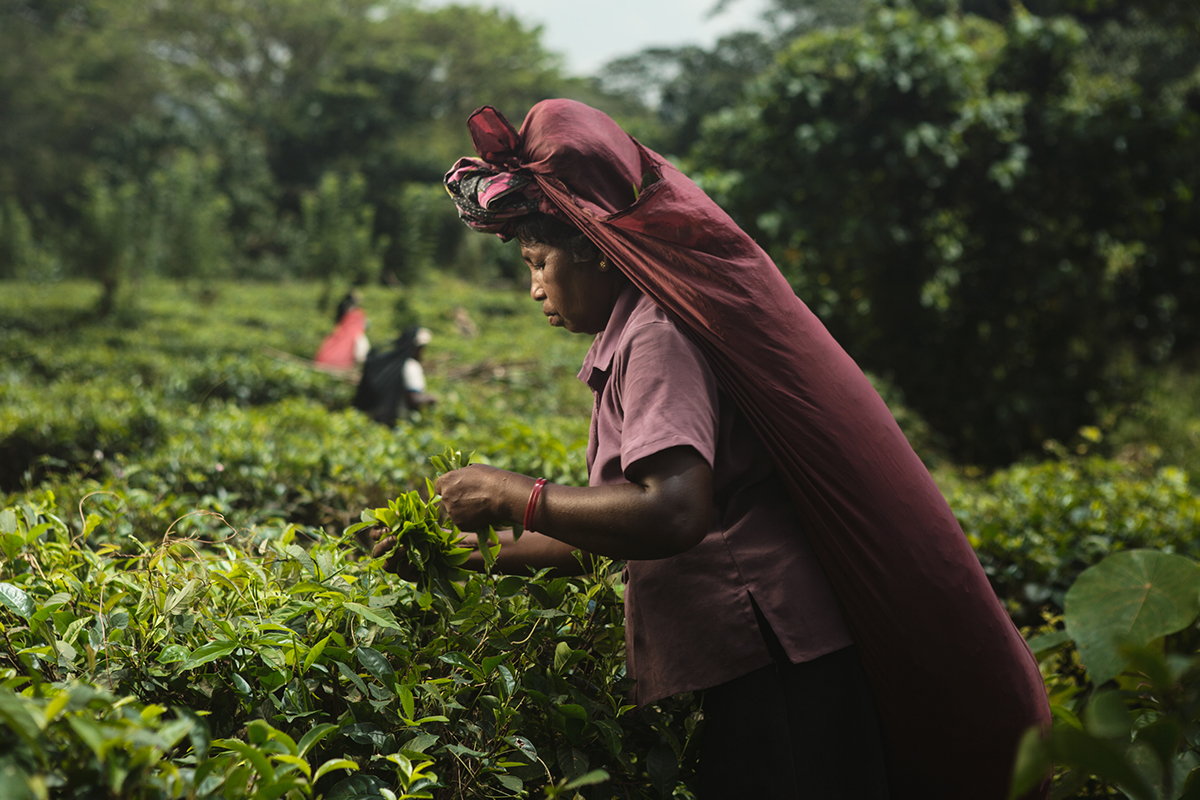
[428,0,772,77]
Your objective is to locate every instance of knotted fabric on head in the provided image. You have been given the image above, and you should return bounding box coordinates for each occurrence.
[444,157,540,236]
[446,99,1050,800]
[442,105,547,237]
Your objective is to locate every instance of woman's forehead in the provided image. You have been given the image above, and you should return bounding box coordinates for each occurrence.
[519,241,564,261]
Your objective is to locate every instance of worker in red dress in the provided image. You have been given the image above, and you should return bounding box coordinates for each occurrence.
[314,291,369,370]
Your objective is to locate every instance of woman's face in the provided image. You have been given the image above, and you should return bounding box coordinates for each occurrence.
[521,241,618,335]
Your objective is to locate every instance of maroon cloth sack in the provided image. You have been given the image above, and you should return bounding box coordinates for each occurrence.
[463,99,1050,800]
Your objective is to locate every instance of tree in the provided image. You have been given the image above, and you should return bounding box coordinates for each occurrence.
[694,2,1200,464]
[300,171,385,293]
[0,0,170,211]
[597,1,871,158]
[0,0,601,287]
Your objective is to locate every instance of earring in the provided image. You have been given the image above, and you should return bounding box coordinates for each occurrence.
[599,258,610,272]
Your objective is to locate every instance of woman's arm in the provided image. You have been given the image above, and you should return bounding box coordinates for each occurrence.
[371,526,589,577]
[466,529,594,574]
[434,445,712,562]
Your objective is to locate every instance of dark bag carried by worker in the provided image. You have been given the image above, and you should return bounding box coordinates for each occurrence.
[351,328,420,426]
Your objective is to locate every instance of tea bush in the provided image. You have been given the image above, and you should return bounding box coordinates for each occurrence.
[1,278,592,530]
[945,458,1200,627]
[0,485,698,799]
[1010,548,1200,799]
[5,277,1200,798]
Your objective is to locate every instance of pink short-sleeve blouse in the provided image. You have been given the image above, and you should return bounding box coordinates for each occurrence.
[578,283,853,706]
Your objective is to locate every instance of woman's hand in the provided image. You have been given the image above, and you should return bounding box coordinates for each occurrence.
[435,464,526,532]
[368,526,420,581]
[434,446,712,562]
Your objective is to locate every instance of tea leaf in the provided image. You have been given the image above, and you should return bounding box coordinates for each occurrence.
[565,769,610,790]
[398,684,415,721]
[326,773,390,799]
[0,583,33,619]
[285,544,317,578]
[335,660,368,697]
[647,745,678,798]
[298,722,339,758]
[314,758,359,782]
[184,640,239,669]
[556,744,589,780]
[30,592,71,626]
[553,641,573,673]
[214,738,276,783]
[302,635,331,673]
[343,603,399,631]
[355,646,395,687]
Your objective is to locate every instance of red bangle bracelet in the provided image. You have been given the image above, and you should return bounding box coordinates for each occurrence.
[523,477,547,531]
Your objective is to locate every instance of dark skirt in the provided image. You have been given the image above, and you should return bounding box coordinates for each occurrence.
[697,630,890,799]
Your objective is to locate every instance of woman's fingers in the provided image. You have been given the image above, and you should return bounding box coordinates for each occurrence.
[435,464,511,531]
[369,532,421,580]
[371,533,397,559]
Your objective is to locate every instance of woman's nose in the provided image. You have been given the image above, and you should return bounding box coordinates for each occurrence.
[530,276,545,301]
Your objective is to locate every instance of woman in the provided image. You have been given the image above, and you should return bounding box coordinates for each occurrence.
[314,291,370,370]
[429,209,888,797]
[352,326,437,426]
[402,100,1048,799]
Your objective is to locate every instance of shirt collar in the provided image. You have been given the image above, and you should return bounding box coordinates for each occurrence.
[578,281,642,387]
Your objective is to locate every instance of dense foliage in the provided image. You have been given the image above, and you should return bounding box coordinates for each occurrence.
[5,0,1198,464]
[1010,548,1200,800]
[694,3,1200,464]
[944,458,1200,627]
[4,2,1200,795]
[0,488,701,799]
[3,279,1200,797]
[0,0,638,294]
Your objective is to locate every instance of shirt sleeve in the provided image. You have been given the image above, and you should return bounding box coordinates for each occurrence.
[613,318,720,475]
[403,359,426,392]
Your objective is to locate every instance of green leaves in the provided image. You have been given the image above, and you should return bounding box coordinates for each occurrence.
[429,447,471,475]
[121,499,682,797]
[0,270,684,798]
[355,646,396,688]
[360,491,473,586]
[949,457,1200,627]
[1065,549,1200,685]
[1014,548,1200,798]
[698,0,1200,465]
[184,640,239,670]
[0,582,34,619]
[343,603,399,631]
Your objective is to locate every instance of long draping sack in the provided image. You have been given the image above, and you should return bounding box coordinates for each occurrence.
[461,99,1050,800]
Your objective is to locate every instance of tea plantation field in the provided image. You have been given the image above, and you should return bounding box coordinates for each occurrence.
[3,278,1200,799]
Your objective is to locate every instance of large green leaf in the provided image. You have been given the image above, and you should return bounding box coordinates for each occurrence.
[342,602,399,631]
[183,640,239,670]
[1065,549,1200,685]
[326,773,389,799]
[0,583,33,619]
[355,646,395,687]
[646,745,679,798]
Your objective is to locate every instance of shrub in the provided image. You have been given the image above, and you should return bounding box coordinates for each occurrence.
[945,457,1200,626]
[1011,548,1200,799]
[0,483,699,799]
